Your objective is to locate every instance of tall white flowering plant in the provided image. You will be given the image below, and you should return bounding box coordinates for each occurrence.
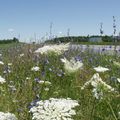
[30,98,79,120]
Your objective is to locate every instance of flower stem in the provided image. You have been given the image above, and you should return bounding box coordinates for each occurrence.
[106,101,118,120]
[90,98,96,120]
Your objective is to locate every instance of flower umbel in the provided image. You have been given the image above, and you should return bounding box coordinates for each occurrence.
[81,73,114,99]
[94,66,109,72]
[0,76,6,84]
[30,98,79,120]
[0,112,17,120]
[34,43,70,54]
[31,66,40,71]
[61,57,83,73]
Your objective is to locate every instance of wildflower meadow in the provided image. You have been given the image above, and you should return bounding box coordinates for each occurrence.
[0,43,120,120]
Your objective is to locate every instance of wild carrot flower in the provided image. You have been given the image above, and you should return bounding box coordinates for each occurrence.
[81,73,114,99]
[26,77,31,80]
[0,112,17,120]
[8,63,12,66]
[117,78,120,83]
[0,61,4,65]
[31,66,40,71]
[19,53,24,57]
[38,80,51,85]
[34,43,70,54]
[30,98,79,120]
[0,76,6,84]
[94,66,109,72]
[61,57,83,73]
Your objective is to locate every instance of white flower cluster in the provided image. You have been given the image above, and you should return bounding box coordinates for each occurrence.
[38,80,51,85]
[0,112,17,120]
[34,43,70,54]
[61,57,83,73]
[93,66,109,72]
[81,73,114,99]
[0,76,6,84]
[31,66,40,71]
[30,98,79,120]
[19,53,24,57]
[0,61,4,65]
[117,78,120,83]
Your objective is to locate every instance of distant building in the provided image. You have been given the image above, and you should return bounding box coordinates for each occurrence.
[89,37,102,42]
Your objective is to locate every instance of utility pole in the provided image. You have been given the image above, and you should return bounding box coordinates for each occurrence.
[67,28,70,37]
[34,33,36,43]
[113,16,116,43]
[49,22,53,40]
[100,22,103,36]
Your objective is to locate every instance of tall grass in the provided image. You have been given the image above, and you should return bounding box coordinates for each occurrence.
[0,43,120,120]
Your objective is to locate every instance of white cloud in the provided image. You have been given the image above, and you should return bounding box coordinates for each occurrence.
[8,28,14,32]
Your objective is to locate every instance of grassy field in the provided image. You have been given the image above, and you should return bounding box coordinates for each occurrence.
[0,43,120,120]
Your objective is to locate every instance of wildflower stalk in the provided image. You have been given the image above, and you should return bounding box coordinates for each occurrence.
[90,98,96,120]
[106,100,118,120]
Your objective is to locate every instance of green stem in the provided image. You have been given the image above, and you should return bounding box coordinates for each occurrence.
[106,101,118,120]
[90,98,96,120]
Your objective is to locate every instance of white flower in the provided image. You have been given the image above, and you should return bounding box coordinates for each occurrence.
[30,98,79,120]
[38,80,51,85]
[117,78,120,83]
[19,53,24,57]
[44,87,49,91]
[0,61,4,65]
[92,88,103,99]
[34,43,70,54]
[31,66,40,71]
[0,76,6,84]
[94,66,109,72]
[61,57,83,73]
[26,77,31,80]
[8,63,12,66]
[81,73,114,99]
[0,112,17,120]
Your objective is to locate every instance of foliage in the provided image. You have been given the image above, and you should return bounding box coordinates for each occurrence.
[0,43,120,120]
[0,37,19,44]
[45,35,120,45]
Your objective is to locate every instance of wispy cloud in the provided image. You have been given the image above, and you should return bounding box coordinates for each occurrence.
[8,28,14,32]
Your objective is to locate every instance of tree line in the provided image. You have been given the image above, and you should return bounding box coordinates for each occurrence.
[0,37,19,44]
[45,35,119,43]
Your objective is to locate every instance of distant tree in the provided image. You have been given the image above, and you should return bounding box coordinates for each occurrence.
[13,37,19,42]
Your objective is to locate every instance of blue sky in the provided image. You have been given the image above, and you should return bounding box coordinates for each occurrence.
[0,0,120,41]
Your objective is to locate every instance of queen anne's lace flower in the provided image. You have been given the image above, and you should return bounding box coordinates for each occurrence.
[34,43,70,54]
[81,73,114,99]
[61,57,83,73]
[30,98,79,120]
[8,63,12,66]
[93,66,109,72]
[0,112,17,120]
[117,78,120,83]
[31,66,40,71]
[0,76,6,84]
[0,61,4,65]
[19,53,24,57]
